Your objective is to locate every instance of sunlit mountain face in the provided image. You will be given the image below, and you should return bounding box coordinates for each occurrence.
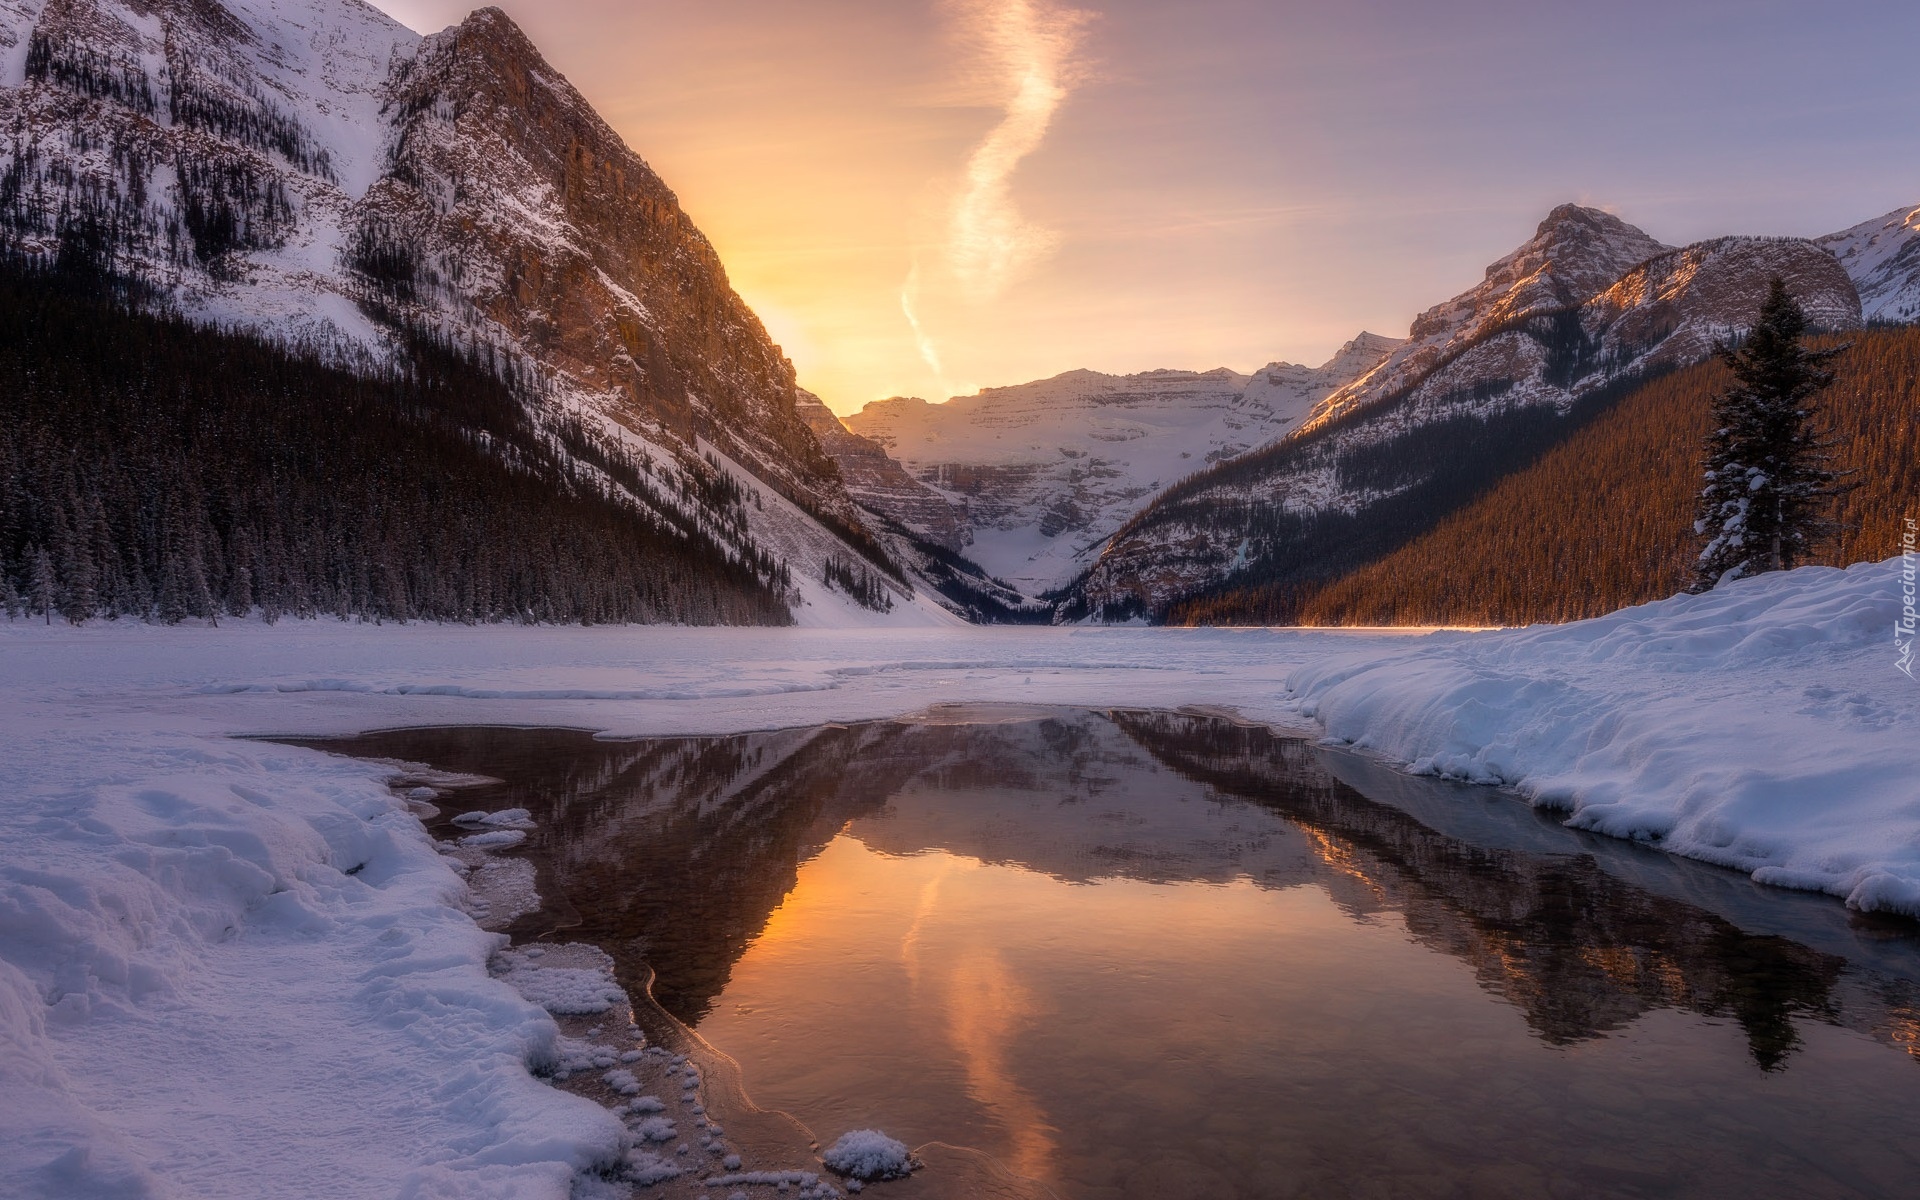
[370,0,1920,415]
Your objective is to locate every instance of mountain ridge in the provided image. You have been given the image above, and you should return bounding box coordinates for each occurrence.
[1064,205,1868,620]
[0,0,962,625]
[2,1,1912,627]
[825,200,1909,620]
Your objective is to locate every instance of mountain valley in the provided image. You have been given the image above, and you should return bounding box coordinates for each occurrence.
[1,0,1915,628]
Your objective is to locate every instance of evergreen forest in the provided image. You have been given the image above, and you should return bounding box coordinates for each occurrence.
[0,261,793,626]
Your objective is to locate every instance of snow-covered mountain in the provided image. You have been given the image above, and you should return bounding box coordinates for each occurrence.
[841,333,1402,593]
[795,389,967,552]
[1819,203,1920,325]
[5,0,1908,628]
[0,0,951,625]
[1070,204,1865,619]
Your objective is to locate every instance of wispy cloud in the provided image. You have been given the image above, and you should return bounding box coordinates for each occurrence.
[899,0,1092,395]
[945,0,1092,299]
[900,260,946,386]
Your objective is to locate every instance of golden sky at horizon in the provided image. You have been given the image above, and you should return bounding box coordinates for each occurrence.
[370,1,1920,415]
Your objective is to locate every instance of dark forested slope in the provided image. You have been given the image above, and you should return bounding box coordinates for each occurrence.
[0,264,792,625]
[1169,327,1919,627]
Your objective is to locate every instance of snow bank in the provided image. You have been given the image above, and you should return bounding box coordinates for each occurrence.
[0,731,625,1198]
[1289,559,1920,915]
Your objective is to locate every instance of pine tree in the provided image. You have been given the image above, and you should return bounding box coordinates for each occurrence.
[55,506,97,625]
[29,545,56,625]
[1692,278,1849,591]
[226,527,255,618]
[158,553,191,625]
[0,554,22,619]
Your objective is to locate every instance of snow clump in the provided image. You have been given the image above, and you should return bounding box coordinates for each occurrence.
[603,1069,642,1095]
[822,1130,912,1180]
[452,807,536,828]
[493,949,626,1015]
[623,1149,684,1185]
[459,828,528,848]
[633,1116,677,1143]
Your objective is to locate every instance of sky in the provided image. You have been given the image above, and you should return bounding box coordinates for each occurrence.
[369,0,1920,415]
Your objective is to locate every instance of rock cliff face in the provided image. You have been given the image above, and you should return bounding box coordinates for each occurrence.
[794,390,967,552]
[361,8,848,519]
[842,334,1402,593]
[1072,206,1864,619]
[0,0,906,621]
[1819,203,1920,325]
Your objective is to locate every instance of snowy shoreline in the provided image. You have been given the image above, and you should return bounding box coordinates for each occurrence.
[2,558,1912,1196]
[1287,559,1919,916]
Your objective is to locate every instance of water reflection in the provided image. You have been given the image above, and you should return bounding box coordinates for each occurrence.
[1114,711,1852,1068]
[299,709,1920,1199]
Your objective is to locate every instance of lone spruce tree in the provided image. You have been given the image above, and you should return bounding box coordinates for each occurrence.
[1691,278,1848,591]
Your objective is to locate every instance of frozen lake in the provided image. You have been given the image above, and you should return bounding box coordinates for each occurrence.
[307,708,1920,1199]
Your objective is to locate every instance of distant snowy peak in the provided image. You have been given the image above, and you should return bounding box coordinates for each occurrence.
[851,334,1404,471]
[795,390,967,552]
[1314,330,1408,377]
[1819,203,1920,324]
[839,337,1399,593]
[852,367,1250,468]
[1242,331,1405,419]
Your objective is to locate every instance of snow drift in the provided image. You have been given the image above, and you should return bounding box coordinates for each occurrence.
[1288,558,1920,915]
[0,731,626,1199]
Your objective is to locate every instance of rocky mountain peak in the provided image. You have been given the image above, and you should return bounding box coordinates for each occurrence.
[1517,203,1670,294]
[1317,331,1406,376]
[361,0,854,520]
[1409,203,1668,344]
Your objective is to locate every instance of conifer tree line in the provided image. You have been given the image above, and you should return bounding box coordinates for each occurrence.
[821,555,893,613]
[0,260,793,626]
[1169,323,1918,627]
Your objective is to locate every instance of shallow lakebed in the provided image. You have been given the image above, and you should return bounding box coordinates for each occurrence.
[295,707,1920,1199]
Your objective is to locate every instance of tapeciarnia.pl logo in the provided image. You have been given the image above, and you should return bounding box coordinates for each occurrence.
[1898,517,1917,680]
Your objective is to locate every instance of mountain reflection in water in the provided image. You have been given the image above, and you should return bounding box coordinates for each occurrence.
[300,708,1920,1199]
